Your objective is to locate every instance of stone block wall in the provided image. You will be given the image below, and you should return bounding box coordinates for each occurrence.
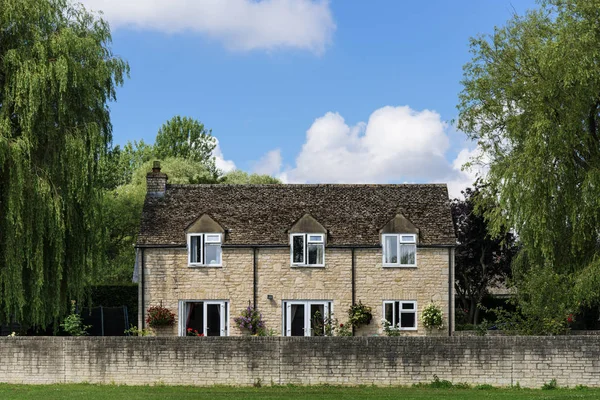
[0,337,599,388]
[140,246,451,336]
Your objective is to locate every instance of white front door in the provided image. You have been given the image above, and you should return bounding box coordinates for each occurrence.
[179,300,228,336]
[284,301,331,336]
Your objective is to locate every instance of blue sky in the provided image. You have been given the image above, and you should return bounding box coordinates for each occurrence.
[82,0,537,196]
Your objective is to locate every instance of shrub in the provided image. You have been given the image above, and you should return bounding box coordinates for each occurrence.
[429,375,453,389]
[336,321,352,336]
[146,305,175,328]
[542,379,558,390]
[60,301,91,336]
[421,302,443,330]
[348,301,373,327]
[234,305,265,335]
[124,324,151,336]
[381,319,402,336]
[475,384,495,390]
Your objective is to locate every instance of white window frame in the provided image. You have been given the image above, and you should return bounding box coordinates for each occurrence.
[187,233,222,267]
[382,233,417,267]
[178,300,229,337]
[290,233,325,267]
[383,300,417,331]
[282,300,333,336]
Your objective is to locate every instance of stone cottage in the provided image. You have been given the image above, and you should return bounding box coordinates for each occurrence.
[136,162,456,336]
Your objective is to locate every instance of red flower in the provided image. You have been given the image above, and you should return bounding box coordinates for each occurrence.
[199,334,204,337]
[567,314,574,323]
[340,324,344,328]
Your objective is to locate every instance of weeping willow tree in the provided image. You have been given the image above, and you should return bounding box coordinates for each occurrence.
[458,0,600,333]
[0,0,128,328]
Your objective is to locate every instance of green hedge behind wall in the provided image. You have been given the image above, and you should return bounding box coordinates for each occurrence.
[88,285,138,326]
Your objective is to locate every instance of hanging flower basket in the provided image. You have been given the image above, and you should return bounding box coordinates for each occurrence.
[146,305,175,328]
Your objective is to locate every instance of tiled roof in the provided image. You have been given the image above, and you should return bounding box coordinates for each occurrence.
[137,184,456,247]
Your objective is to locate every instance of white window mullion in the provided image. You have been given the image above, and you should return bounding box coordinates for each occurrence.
[303,234,307,266]
[203,302,208,336]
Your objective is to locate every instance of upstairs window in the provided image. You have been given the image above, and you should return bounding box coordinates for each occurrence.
[188,233,222,266]
[383,300,417,330]
[291,234,324,266]
[382,234,416,267]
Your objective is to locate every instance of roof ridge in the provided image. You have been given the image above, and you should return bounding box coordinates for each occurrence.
[166,183,449,188]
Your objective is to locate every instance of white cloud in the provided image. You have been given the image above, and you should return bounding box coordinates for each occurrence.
[80,0,335,53]
[252,149,282,176]
[258,105,482,198]
[445,146,488,199]
[284,106,451,183]
[213,140,236,173]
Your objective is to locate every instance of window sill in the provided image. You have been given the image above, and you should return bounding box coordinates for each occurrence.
[399,327,418,331]
[291,264,325,268]
[188,264,223,268]
[382,264,417,268]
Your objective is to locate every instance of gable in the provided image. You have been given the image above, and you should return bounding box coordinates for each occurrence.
[288,214,327,235]
[380,213,419,238]
[185,214,225,234]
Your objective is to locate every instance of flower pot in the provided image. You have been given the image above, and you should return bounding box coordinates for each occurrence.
[151,325,174,337]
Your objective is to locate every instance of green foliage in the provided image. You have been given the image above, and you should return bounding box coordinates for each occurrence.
[221,170,282,184]
[124,324,151,337]
[0,0,128,327]
[381,319,402,336]
[452,185,517,325]
[542,379,558,390]
[3,383,600,398]
[336,321,353,336]
[421,302,444,330]
[60,301,91,336]
[474,320,490,336]
[89,285,138,324]
[427,375,453,389]
[348,301,373,328]
[155,116,217,168]
[457,0,600,331]
[233,305,266,335]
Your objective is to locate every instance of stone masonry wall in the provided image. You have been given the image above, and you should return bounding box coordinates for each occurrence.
[354,248,450,336]
[0,337,599,388]
[140,248,254,336]
[140,247,450,336]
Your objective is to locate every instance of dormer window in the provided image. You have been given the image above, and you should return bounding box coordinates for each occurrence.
[382,234,416,267]
[291,234,324,267]
[188,233,222,267]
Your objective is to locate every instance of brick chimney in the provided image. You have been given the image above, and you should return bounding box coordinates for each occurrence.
[146,161,168,196]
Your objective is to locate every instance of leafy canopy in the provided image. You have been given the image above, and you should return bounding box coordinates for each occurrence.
[451,185,516,325]
[155,116,217,167]
[0,0,128,327]
[457,0,600,331]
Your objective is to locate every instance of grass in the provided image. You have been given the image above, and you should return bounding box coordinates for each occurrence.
[0,383,598,400]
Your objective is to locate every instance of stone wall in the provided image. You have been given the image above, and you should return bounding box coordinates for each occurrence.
[140,246,451,336]
[354,248,450,336]
[0,337,599,388]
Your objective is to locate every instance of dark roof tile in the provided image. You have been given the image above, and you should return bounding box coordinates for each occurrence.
[137,184,456,246]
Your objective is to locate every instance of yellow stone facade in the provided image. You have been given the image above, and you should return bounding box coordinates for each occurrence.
[139,246,453,336]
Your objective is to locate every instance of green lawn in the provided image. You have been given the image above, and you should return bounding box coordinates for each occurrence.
[0,384,598,400]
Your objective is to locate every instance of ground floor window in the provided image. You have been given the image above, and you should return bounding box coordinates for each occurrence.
[383,300,417,330]
[282,300,332,336]
[178,300,229,336]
